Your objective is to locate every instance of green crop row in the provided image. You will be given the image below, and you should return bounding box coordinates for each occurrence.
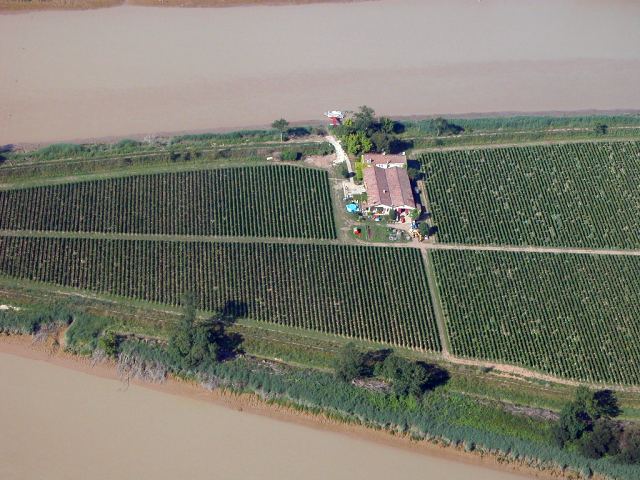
[0,236,440,352]
[0,165,336,239]
[432,249,640,385]
[421,141,640,249]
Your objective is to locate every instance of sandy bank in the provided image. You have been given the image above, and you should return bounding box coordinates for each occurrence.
[0,0,368,13]
[1,1,640,144]
[0,334,550,479]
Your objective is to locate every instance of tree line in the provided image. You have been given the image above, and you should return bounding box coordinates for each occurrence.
[334,342,449,398]
[553,387,640,464]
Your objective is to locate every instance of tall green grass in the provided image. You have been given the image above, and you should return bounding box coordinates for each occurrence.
[65,314,114,354]
[0,304,71,334]
[404,114,640,134]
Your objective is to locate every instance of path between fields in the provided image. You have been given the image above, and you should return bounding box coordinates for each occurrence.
[408,130,640,154]
[325,135,354,183]
[439,350,640,393]
[3,229,640,389]
[419,241,640,257]
[2,229,639,258]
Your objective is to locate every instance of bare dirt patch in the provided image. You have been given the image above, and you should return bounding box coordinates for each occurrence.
[303,153,336,170]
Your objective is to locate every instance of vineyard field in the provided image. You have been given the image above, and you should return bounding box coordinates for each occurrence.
[0,236,440,352]
[0,165,336,239]
[431,249,640,384]
[421,141,640,249]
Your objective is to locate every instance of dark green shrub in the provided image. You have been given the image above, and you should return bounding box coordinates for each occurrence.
[334,342,366,382]
[280,150,300,161]
[97,331,120,357]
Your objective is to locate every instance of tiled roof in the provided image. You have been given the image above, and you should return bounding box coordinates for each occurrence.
[363,166,415,209]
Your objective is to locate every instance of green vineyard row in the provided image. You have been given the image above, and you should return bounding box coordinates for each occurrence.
[0,236,440,352]
[421,141,640,249]
[431,249,640,384]
[0,165,336,240]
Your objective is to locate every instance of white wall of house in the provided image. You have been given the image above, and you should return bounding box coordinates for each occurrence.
[367,204,415,215]
[375,162,405,169]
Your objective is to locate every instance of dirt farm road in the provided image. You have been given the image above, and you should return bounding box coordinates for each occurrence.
[418,241,640,257]
[1,229,639,258]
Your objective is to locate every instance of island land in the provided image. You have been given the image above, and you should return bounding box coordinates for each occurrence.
[2,112,640,479]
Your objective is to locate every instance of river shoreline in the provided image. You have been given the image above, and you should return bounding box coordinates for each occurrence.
[0,333,580,479]
[0,0,369,14]
[5,108,640,152]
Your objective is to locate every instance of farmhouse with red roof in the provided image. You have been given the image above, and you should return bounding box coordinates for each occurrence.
[361,152,416,216]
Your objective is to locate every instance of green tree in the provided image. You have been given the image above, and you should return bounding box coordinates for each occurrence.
[553,401,592,447]
[97,330,119,357]
[335,117,356,137]
[388,209,398,222]
[334,342,366,382]
[380,117,396,134]
[189,318,220,368]
[579,419,620,459]
[344,131,373,156]
[432,117,464,136]
[353,105,376,133]
[594,123,608,135]
[168,147,180,162]
[378,354,428,397]
[406,165,422,181]
[354,160,364,182]
[433,117,450,136]
[593,389,621,418]
[167,291,197,368]
[552,387,621,448]
[167,292,219,370]
[280,149,299,161]
[166,294,241,371]
[338,162,349,179]
[370,130,391,153]
[272,118,290,141]
[618,427,640,464]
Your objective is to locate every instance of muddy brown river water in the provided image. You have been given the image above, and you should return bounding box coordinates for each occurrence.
[0,350,537,480]
[1,0,640,144]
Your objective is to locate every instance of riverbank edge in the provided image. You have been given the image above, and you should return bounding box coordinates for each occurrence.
[0,0,369,14]
[0,333,595,480]
[5,109,640,151]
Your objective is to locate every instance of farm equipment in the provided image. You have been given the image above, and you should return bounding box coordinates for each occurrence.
[324,110,344,126]
[409,228,425,242]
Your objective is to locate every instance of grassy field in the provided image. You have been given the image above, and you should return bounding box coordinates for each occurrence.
[0,139,332,185]
[431,249,640,385]
[402,114,640,150]
[0,236,440,351]
[421,141,640,249]
[0,165,336,240]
